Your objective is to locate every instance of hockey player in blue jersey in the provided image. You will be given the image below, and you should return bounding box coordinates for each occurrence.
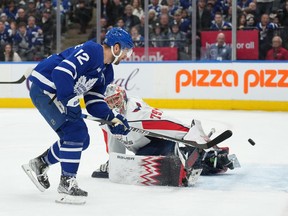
[22,27,133,204]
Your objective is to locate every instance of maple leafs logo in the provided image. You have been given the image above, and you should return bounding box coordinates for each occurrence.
[74,75,98,95]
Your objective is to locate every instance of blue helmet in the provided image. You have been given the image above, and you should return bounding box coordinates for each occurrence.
[103,27,134,50]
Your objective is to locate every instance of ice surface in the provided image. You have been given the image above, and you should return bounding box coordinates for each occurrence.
[0,108,287,216]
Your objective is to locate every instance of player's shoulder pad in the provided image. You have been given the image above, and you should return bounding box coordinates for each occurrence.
[82,40,104,62]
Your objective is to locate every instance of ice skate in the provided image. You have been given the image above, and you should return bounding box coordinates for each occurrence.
[91,160,109,178]
[21,150,50,192]
[56,175,88,205]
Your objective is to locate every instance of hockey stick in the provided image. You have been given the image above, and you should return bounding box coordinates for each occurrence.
[0,67,33,84]
[82,114,233,149]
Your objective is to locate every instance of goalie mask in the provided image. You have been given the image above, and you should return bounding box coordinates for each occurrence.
[104,84,127,114]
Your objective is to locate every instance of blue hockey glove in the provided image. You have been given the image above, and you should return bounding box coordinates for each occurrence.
[109,114,130,135]
[61,95,82,122]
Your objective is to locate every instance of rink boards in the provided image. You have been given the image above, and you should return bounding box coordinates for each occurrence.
[0,61,287,111]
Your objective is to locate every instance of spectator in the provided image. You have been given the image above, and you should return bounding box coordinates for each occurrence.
[130,25,144,47]
[238,13,247,29]
[123,4,140,32]
[160,5,173,23]
[212,0,230,18]
[167,22,187,53]
[136,14,147,37]
[245,13,257,28]
[256,0,274,17]
[172,9,190,33]
[281,0,288,27]
[115,17,126,29]
[148,9,157,27]
[39,0,56,21]
[237,0,253,11]
[131,0,144,20]
[109,0,124,26]
[8,20,17,38]
[13,22,34,61]
[210,12,232,30]
[27,15,44,60]
[196,0,212,31]
[26,0,38,19]
[269,12,280,27]
[3,43,21,61]
[224,6,233,23]
[243,2,257,20]
[166,0,179,16]
[179,0,191,10]
[256,13,277,59]
[158,13,171,37]
[101,0,112,21]
[15,7,28,25]
[37,9,54,57]
[266,36,288,60]
[3,0,18,21]
[74,0,92,34]
[0,13,10,29]
[148,0,161,16]
[149,22,168,47]
[205,32,232,61]
[0,20,13,46]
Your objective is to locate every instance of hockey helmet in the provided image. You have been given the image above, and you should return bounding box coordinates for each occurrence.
[104,84,127,113]
[103,27,134,58]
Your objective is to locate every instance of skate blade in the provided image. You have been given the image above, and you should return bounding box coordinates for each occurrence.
[228,154,241,168]
[188,168,202,186]
[21,164,46,192]
[55,193,86,205]
[91,171,109,178]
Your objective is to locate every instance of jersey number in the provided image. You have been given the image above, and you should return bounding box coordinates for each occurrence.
[150,109,162,119]
[74,49,90,65]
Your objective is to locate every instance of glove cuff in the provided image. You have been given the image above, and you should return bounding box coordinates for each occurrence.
[106,109,120,121]
[61,94,80,107]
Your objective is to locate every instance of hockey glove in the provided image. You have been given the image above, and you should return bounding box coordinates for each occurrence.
[61,95,82,122]
[109,114,130,135]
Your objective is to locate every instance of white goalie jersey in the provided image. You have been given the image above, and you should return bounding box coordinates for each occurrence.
[101,97,191,154]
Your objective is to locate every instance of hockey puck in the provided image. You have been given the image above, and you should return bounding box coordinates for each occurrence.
[248,138,255,146]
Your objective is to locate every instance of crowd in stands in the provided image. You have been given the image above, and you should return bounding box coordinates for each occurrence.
[1,0,288,61]
[0,0,94,61]
[88,0,288,60]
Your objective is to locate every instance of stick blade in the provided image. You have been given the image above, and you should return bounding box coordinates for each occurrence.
[206,130,233,148]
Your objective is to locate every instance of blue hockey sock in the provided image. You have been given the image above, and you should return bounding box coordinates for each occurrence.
[45,140,61,165]
[59,140,83,176]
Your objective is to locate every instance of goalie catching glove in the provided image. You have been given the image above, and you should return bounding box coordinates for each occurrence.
[109,114,130,135]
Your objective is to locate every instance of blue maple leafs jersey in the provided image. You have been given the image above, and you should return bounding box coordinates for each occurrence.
[29,40,115,120]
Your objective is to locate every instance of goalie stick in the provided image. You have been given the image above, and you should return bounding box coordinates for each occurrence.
[0,67,33,84]
[82,114,232,149]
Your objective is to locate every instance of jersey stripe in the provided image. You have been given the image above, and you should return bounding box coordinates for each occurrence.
[60,147,83,152]
[141,120,189,132]
[54,66,74,78]
[31,70,56,89]
[85,99,105,106]
[85,91,105,98]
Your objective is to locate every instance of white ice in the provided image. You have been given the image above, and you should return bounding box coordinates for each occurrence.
[0,108,288,216]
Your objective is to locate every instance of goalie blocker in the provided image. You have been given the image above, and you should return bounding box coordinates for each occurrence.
[108,153,202,187]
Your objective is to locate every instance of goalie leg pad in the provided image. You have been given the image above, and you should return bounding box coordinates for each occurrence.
[109,153,186,187]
